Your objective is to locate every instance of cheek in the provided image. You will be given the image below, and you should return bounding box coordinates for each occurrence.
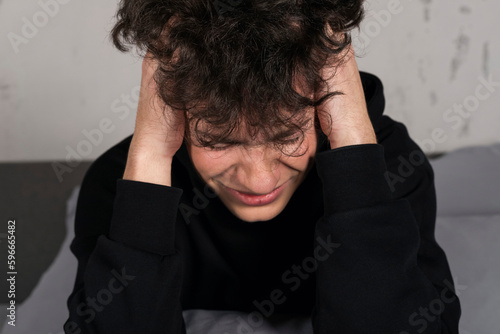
[280,139,317,171]
[188,145,236,178]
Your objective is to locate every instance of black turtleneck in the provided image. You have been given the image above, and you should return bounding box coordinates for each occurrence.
[64,72,461,334]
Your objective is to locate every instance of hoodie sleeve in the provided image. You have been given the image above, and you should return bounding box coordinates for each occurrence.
[311,116,461,334]
[64,157,187,334]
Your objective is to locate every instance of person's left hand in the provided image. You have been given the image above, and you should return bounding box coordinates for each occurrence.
[315,44,377,149]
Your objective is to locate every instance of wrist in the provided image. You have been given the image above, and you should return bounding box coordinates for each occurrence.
[329,128,377,150]
[123,151,173,187]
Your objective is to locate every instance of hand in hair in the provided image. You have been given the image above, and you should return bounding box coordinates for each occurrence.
[315,44,377,149]
[123,53,185,187]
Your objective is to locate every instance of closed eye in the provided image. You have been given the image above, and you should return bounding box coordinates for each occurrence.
[284,136,301,144]
[210,144,232,151]
[208,140,242,151]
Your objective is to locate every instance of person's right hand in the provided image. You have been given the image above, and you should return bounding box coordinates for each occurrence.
[123,53,185,186]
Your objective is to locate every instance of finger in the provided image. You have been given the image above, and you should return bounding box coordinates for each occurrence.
[141,53,160,98]
[139,55,167,121]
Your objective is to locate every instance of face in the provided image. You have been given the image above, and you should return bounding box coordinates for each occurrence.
[186,109,318,222]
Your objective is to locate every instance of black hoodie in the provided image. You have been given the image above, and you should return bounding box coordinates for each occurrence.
[64,72,461,334]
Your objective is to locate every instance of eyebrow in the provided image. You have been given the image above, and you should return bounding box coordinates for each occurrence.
[195,128,303,146]
[193,116,314,145]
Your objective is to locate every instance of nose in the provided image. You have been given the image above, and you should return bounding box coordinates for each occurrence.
[233,145,282,195]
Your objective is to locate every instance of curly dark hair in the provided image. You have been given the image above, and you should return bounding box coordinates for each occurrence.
[110,0,365,152]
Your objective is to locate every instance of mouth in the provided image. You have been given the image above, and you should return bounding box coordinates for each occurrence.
[222,180,290,206]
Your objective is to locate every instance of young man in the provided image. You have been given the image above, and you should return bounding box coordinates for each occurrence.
[64,1,461,333]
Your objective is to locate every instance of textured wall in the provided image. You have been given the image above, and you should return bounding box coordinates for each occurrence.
[1,0,499,162]
[354,0,500,155]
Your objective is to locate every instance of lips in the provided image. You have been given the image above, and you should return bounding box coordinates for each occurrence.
[222,181,289,206]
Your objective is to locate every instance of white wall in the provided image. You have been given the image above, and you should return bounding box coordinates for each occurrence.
[1,0,499,162]
[354,0,500,155]
[0,0,140,163]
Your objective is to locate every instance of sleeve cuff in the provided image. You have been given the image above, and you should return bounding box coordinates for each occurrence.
[315,143,393,214]
[108,178,183,255]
